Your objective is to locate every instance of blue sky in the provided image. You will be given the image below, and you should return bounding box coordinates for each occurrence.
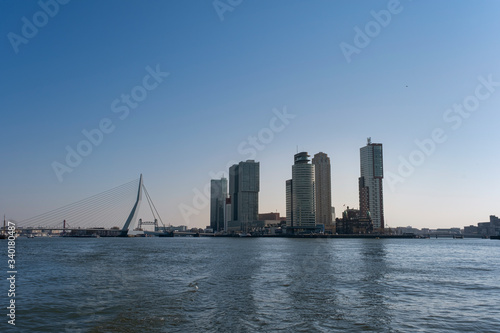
[1,0,499,229]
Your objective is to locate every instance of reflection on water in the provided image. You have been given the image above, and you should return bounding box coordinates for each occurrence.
[358,240,390,330]
[7,237,500,332]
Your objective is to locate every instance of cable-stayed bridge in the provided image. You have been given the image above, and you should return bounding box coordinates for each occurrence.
[15,175,160,237]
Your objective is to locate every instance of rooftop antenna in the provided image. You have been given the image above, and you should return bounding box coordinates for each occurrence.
[296,145,299,153]
[367,137,372,145]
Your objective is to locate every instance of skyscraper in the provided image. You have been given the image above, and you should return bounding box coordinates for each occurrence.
[312,152,333,232]
[210,177,227,231]
[287,152,315,232]
[359,138,384,230]
[224,197,231,232]
[229,160,260,229]
[286,179,293,228]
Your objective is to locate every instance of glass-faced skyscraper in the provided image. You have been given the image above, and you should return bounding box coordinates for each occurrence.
[210,177,227,231]
[359,138,384,230]
[286,179,293,228]
[229,160,260,226]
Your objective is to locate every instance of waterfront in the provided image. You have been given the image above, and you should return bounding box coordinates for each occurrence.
[3,237,500,332]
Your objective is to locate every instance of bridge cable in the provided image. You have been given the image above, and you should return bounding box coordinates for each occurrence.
[18,178,139,229]
[142,184,166,228]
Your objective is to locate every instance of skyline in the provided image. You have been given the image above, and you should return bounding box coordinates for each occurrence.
[1,1,499,229]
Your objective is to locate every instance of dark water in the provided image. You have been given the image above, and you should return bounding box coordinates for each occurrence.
[2,237,500,332]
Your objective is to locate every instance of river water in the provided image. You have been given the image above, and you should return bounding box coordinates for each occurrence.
[3,237,500,332]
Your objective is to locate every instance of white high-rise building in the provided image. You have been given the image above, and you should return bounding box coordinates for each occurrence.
[287,152,315,231]
[359,138,384,229]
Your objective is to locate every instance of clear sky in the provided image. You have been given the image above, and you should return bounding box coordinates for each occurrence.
[1,0,499,230]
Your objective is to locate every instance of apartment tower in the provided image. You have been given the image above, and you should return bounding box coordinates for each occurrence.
[287,152,315,231]
[210,177,227,231]
[229,160,260,228]
[359,138,384,230]
[312,152,333,232]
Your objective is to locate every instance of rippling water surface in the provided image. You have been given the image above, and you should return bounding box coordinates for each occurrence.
[4,237,500,332]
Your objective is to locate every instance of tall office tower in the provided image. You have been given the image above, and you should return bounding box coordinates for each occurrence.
[359,138,384,229]
[291,152,316,230]
[286,179,293,227]
[224,197,231,232]
[229,160,260,227]
[312,152,333,231]
[210,177,227,231]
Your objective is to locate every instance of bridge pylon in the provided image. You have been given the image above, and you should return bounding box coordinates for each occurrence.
[120,174,143,236]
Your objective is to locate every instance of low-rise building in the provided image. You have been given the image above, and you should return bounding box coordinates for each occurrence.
[335,207,373,234]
